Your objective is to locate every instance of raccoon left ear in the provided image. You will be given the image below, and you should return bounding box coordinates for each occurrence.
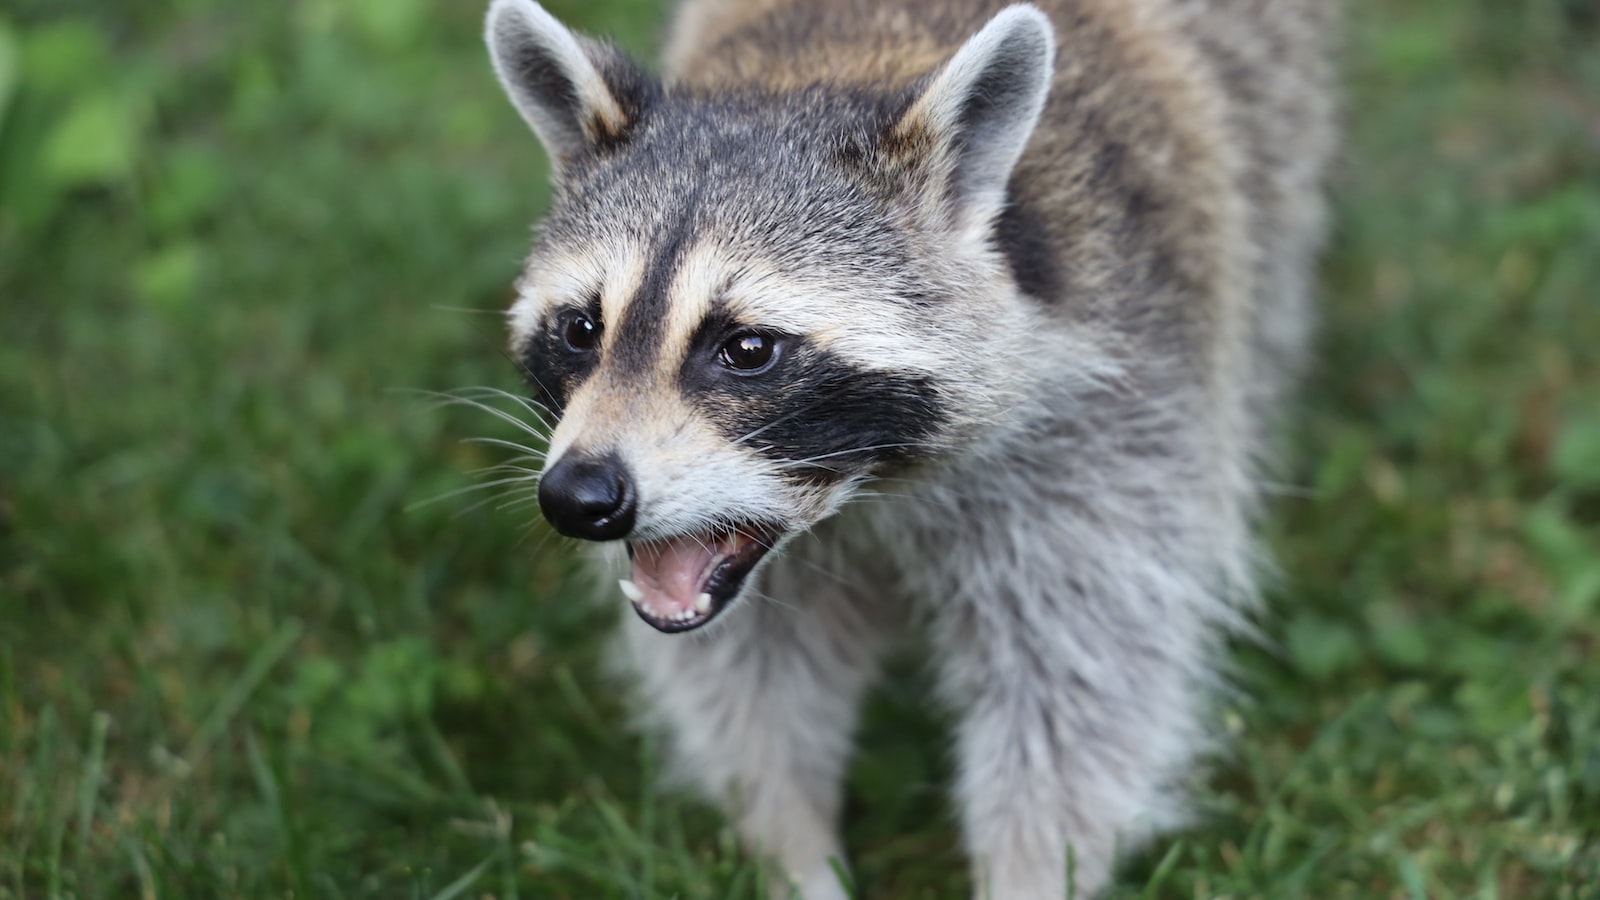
[485,0,655,173]
[886,4,1055,224]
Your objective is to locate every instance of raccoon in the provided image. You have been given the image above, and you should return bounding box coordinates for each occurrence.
[480,0,1335,895]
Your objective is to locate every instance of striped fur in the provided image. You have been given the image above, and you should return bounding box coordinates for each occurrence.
[482,0,1336,895]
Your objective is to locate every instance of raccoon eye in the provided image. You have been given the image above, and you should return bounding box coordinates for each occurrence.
[718,331,777,372]
[562,311,601,352]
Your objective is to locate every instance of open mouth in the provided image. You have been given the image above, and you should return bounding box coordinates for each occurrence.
[620,524,780,633]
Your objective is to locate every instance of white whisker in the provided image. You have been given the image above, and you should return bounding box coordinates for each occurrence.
[400,386,554,438]
[428,304,505,316]
[462,436,549,459]
[470,462,545,479]
[774,441,944,469]
[406,474,541,511]
[451,385,555,419]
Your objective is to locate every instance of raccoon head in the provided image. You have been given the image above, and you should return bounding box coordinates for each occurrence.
[484,0,1055,633]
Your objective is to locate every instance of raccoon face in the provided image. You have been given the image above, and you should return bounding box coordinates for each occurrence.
[485,0,1054,632]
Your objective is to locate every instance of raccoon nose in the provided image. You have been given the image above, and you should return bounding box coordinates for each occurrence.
[538,453,637,541]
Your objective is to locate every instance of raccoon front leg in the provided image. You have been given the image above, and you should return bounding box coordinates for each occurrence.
[620,555,891,900]
[928,503,1229,899]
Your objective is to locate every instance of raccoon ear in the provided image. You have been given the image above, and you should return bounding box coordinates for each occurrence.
[886,4,1055,223]
[485,0,654,172]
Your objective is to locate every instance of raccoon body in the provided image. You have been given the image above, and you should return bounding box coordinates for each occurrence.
[481,0,1334,896]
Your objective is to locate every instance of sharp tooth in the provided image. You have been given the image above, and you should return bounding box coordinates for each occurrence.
[694,593,712,614]
[618,579,644,603]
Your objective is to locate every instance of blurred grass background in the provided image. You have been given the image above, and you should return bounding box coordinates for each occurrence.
[1,0,1598,897]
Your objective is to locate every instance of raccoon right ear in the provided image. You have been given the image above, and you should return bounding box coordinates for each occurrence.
[884,4,1055,226]
[485,0,655,173]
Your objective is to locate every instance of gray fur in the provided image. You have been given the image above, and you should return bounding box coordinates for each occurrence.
[479,0,1336,896]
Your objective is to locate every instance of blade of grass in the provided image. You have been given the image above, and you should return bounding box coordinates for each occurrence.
[72,710,111,873]
[426,853,494,900]
[120,832,158,900]
[417,713,475,797]
[180,618,304,769]
[1137,840,1183,899]
[245,730,311,900]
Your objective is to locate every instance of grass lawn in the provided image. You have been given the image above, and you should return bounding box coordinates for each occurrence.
[2,0,1598,896]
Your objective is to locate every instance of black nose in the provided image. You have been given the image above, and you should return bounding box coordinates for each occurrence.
[538,453,637,540]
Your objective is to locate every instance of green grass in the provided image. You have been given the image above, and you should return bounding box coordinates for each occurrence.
[2,0,1598,896]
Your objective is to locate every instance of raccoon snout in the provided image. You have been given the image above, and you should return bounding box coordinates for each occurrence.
[538,452,637,541]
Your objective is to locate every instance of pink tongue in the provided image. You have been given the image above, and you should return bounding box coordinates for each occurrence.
[631,536,721,619]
